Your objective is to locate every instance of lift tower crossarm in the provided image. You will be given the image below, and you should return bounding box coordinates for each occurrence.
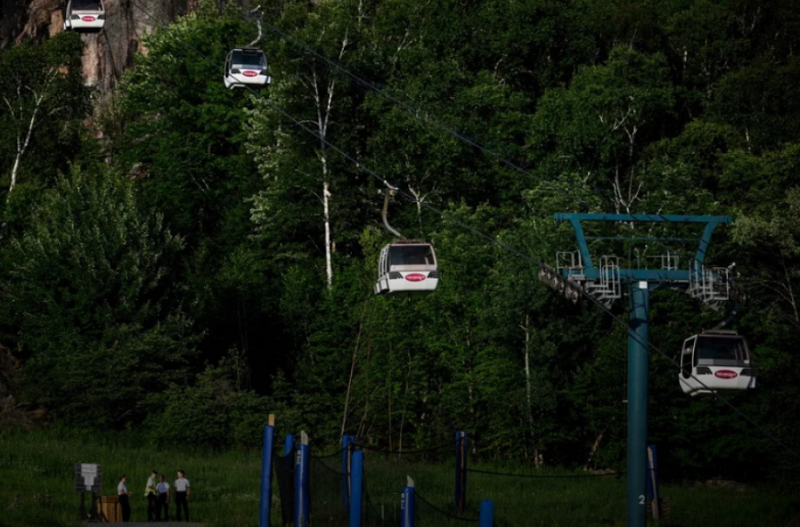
[553,213,731,281]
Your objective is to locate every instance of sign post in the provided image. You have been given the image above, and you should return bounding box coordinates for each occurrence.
[74,463,102,519]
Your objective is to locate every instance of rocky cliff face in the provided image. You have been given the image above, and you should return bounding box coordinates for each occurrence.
[2,0,196,93]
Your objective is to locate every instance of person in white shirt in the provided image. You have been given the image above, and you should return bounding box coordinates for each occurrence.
[156,474,170,521]
[173,470,191,521]
[117,475,133,522]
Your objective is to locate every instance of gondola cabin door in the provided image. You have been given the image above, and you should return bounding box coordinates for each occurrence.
[679,330,756,395]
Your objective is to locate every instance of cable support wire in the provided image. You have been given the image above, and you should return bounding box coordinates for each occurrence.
[467,468,622,479]
[128,0,800,465]
[257,15,707,232]
[736,280,800,332]
[310,456,347,476]
[354,442,451,455]
[415,491,480,523]
[311,447,346,460]
[256,18,606,209]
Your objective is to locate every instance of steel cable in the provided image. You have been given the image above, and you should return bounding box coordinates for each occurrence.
[467,468,622,479]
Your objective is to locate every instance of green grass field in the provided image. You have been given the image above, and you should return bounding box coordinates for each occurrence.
[0,427,797,527]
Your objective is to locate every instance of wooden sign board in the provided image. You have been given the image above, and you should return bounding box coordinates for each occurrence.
[74,463,102,493]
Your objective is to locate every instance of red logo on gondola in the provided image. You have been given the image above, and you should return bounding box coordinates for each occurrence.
[714,370,738,379]
[81,16,96,22]
[243,71,257,77]
[405,273,426,282]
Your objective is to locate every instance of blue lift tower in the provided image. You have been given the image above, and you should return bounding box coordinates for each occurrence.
[541,213,732,527]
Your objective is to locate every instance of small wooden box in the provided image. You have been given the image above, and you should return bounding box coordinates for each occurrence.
[97,495,122,523]
[646,496,670,523]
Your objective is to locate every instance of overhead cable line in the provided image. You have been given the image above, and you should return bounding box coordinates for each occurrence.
[354,442,451,455]
[127,1,800,464]
[258,18,606,209]
[467,468,622,479]
[415,491,480,522]
[256,13,738,250]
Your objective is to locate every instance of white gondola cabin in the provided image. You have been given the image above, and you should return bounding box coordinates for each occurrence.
[63,0,105,33]
[224,48,271,89]
[679,330,756,396]
[375,242,439,295]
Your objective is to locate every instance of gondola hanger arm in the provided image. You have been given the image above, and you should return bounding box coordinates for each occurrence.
[381,187,403,240]
[247,6,262,48]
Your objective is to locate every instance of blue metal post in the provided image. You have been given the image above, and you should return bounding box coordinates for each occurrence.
[455,431,467,514]
[349,450,364,527]
[627,282,649,527]
[646,445,659,501]
[259,418,275,527]
[295,431,309,527]
[479,500,494,527]
[646,445,660,520]
[284,434,295,456]
[342,435,355,511]
[401,477,415,527]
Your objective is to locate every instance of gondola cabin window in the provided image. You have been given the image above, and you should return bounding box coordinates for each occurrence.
[695,336,748,363]
[389,245,435,267]
[72,0,103,10]
[232,50,267,69]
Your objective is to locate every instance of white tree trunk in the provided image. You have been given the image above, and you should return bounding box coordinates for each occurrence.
[3,68,60,203]
[323,179,333,289]
[310,33,348,290]
[521,315,541,467]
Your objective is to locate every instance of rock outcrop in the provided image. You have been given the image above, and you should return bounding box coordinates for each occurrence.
[2,0,195,93]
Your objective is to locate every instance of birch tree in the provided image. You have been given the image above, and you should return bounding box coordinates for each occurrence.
[0,33,88,208]
[529,48,674,213]
[247,0,367,290]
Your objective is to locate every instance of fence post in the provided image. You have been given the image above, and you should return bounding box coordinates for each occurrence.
[646,445,660,520]
[259,415,275,527]
[349,450,364,527]
[294,431,310,527]
[342,435,355,511]
[401,476,415,527]
[455,431,467,514]
[479,500,494,527]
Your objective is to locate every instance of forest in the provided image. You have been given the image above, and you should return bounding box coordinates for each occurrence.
[1,0,799,484]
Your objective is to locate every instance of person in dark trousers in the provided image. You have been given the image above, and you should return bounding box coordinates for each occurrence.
[173,470,191,522]
[156,474,170,521]
[145,469,158,521]
[118,475,133,522]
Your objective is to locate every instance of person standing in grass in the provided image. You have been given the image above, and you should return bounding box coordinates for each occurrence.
[145,469,158,521]
[156,474,170,521]
[174,469,190,521]
[118,475,133,522]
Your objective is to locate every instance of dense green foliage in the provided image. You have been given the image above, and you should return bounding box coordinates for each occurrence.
[0,167,194,426]
[1,0,800,486]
